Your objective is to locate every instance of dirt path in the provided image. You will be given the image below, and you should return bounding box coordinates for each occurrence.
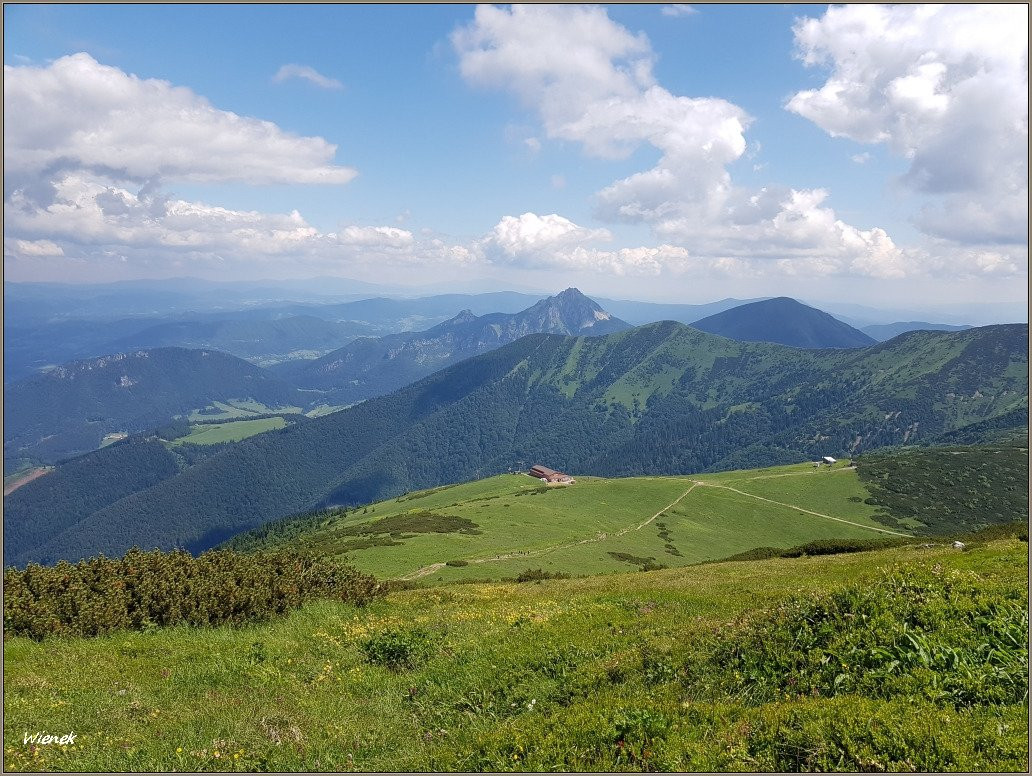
[690,480,912,537]
[620,482,699,534]
[742,466,855,481]
[396,562,447,581]
[3,467,53,496]
[394,482,701,579]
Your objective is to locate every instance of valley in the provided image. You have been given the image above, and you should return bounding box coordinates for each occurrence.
[4,311,1026,568]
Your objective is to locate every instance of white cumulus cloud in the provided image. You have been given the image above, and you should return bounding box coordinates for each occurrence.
[480,212,611,265]
[4,53,356,186]
[10,238,64,257]
[336,225,414,249]
[787,4,1028,245]
[451,4,915,281]
[453,4,1026,283]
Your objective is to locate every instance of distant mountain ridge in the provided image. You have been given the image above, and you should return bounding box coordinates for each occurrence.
[105,315,376,360]
[861,321,972,342]
[593,296,768,326]
[691,297,877,348]
[281,288,631,404]
[7,321,1025,567]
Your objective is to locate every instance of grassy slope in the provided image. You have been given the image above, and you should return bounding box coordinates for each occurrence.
[187,399,304,422]
[172,417,288,446]
[244,461,899,584]
[3,539,1026,772]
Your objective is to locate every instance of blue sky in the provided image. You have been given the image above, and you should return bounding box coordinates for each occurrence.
[3,4,1027,314]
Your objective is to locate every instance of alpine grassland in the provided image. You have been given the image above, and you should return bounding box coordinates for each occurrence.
[187,399,303,422]
[170,417,288,446]
[3,539,1027,772]
[224,449,1027,584]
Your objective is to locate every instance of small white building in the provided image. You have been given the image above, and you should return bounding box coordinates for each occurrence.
[822,456,837,465]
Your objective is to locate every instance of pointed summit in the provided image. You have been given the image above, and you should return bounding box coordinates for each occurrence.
[521,288,626,334]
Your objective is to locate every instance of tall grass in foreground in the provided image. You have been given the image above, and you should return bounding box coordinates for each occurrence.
[2,541,1027,772]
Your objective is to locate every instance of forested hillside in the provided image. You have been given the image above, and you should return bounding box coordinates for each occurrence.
[3,439,181,567]
[3,347,302,466]
[7,322,1025,566]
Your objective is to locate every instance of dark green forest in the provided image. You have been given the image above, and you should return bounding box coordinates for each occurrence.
[856,440,1029,534]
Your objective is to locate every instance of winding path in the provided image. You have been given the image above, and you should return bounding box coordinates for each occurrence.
[396,481,699,580]
[394,472,909,580]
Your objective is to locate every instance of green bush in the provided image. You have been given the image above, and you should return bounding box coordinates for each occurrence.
[515,568,570,582]
[445,559,469,567]
[361,627,436,671]
[3,547,383,640]
[779,537,911,558]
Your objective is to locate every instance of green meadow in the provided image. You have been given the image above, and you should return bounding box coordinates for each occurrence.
[240,461,902,583]
[3,539,1026,772]
[187,399,303,422]
[171,417,288,446]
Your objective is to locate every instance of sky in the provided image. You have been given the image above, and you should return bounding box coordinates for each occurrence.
[3,3,1028,313]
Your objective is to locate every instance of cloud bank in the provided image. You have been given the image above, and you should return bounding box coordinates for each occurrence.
[452,4,1026,282]
[787,4,1028,246]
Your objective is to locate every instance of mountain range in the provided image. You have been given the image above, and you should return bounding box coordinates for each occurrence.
[105,315,376,361]
[277,288,631,404]
[860,321,973,342]
[5,320,1026,567]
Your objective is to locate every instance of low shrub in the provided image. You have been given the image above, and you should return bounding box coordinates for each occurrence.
[515,568,570,583]
[3,547,383,640]
[778,537,911,558]
[445,559,469,567]
[361,627,436,671]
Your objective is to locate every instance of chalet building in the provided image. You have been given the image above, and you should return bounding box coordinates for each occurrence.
[528,464,574,484]
[822,456,837,465]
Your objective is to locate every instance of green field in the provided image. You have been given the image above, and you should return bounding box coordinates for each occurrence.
[304,404,349,418]
[3,539,1026,772]
[236,461,910,584]
[171,417,288,446]
[187,399,303,422]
